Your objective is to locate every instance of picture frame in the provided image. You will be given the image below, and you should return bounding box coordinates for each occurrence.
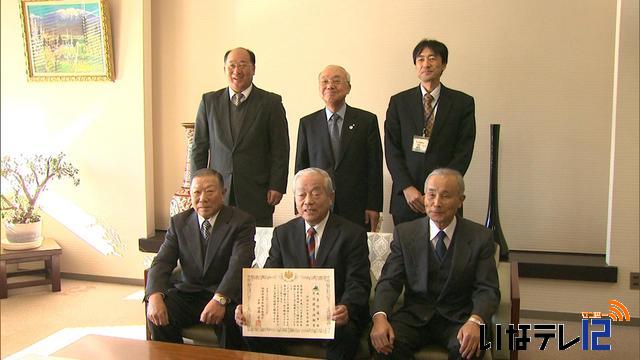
[20,0,115,81]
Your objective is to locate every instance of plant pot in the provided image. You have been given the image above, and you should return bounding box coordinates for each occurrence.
[4,221,42,243]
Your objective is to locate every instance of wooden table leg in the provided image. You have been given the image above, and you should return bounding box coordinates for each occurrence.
[51,254,61,292]
[0,260,7,298]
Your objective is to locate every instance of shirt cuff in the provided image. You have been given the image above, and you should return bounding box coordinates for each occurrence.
[372,311,387,320]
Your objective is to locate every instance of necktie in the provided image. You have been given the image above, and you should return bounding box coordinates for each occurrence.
[328,113,341,162]
[435,230,447,262]
[306,227,317,267]
[201,220,212,259]
[232,93,244,106]
[424,93,435,137]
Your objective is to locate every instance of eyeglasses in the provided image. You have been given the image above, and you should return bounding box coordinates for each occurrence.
[226,62,250,70]
[319,79,346,86]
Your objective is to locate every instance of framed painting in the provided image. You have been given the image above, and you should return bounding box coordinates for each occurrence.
[20,0,115,81]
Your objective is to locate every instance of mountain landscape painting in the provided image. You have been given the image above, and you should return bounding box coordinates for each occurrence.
[21,0,114,81]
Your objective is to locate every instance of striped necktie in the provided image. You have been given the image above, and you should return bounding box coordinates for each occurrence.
[306,227,317,267]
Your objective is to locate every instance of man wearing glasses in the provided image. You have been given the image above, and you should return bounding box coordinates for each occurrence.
[191,47,289,227]
[295,65,383,231]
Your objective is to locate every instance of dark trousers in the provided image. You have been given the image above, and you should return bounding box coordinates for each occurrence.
[244,320,361,360]
[228,185,273,227]
[375,313,484,360]
[148,288,244,350]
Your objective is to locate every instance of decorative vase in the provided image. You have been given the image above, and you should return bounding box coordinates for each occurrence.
[3,220,43,249]
[485,124,509,261]
[169,123,195,217]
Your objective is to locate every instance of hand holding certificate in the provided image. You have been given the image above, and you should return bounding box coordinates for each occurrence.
[240,268,335,339]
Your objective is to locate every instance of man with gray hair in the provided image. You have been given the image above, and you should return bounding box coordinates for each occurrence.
[371,168,499,359]
[296,65,383,231]
[236,168,371,359]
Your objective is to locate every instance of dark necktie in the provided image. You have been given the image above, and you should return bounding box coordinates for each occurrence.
[328,113,341,162]
[201,220,212,260]
[435,230,447,262]
[424,93,435,137]
[306,227,317,267]
[232,93,244,106]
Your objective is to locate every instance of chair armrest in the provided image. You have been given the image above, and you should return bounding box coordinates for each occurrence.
[491,261,511,360]
[510,261,520,360]
[144,268,151,341]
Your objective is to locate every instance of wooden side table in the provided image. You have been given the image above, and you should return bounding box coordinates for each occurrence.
[0,238,62,298]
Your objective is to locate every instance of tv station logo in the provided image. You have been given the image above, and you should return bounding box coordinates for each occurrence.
[480,299,631,351]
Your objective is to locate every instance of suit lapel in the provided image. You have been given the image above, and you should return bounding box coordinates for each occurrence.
[336,106,356,168]
[411,218,431,288]
[429,84,452,144]
[293,218,311,267]
[234,86,260,148]
[313,111,335,166]
[203,206,232,270]
[411,86,426,135]
[216,88,234,149]
[182,211,205,270]
[315,214,338,267]
[438,217,471,301]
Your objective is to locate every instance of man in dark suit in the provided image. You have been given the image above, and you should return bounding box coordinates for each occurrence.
[191,47,289,226]
[385,39,476,225]
[235,168,371,360]
[146,168,255,349]
[370,168,499,359]
[296,65,383,231]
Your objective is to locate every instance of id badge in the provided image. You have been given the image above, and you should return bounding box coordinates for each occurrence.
[412,136,429,153]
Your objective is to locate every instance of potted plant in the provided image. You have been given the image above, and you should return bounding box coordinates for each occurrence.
[1,152,79,245]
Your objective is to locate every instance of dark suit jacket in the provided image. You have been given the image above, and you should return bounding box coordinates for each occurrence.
[265,214,372,328]
[145,206,256,303]
[384,84,475,223]
[372,216,499,326]
[295,105,383,228]
[191,85,290,222]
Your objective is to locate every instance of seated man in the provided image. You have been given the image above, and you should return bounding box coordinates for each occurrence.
[145,168,255,349]
[370,168,500,360]
[235,167,371,360]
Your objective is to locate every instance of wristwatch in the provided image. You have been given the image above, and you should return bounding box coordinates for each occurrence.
[213,294,229,306]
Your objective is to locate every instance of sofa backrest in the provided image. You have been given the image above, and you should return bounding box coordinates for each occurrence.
[251,227,395,281]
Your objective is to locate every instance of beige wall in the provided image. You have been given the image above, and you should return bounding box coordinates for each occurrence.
[517,0,639,316]
[1,0,154,278]
[1,0,636,315]
[152,0,616,254]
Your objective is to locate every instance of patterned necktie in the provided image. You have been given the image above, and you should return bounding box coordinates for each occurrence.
[435,230,447,262]
[232,93,244,106]
[424,93,435,137]
[328,113,341,162]
[201,220,212,260]
[306,227,317,267]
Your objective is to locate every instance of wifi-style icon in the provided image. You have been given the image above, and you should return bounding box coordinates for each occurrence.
[606,299,631,321]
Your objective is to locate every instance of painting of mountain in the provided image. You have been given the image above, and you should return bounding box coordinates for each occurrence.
[20,1,114,81]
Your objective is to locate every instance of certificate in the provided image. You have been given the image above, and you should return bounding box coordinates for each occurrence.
[242,268,335,339]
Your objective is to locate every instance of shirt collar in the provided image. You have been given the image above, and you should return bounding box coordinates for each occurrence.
[197,210,221,229]
[325,103,347,121]
[420,83,441,104]
[305,211,330,244]
[429,216,457,246]
[228,84,253,102]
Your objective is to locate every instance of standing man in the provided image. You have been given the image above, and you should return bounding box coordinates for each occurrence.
[191,47,289,226]
[146,168,255,349]
[236,168,371,360]
[296,65,383,231]
[385,39,476,225]
[370,168,499,359]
